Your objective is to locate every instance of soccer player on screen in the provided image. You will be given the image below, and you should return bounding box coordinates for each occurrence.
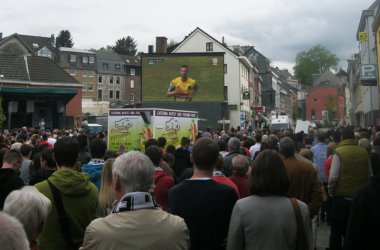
[166,65,196,101]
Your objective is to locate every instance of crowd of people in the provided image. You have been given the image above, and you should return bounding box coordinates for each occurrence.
[0,125,379,250]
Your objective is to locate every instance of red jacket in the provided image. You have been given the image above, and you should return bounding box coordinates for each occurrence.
[229,172,251,198]
[154,169,174,210]
[324,155,333,181]
[212,173,240,197]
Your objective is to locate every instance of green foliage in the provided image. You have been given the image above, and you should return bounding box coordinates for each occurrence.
[0,96,6,129]
[167,39,177,48]
[293,45,339,86]
[56,30,74,48]
[112,36,137,56]
[325,95,337,119]
[99,45,113,52]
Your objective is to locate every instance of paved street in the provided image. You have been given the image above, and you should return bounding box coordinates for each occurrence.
[316,221,330,250]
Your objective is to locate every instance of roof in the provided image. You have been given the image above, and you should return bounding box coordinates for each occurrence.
[119,54,141,66]
[94,50,124,62]
[0,33,55,55]
[172,27,238,57]
[0,54,78,83]
[312,70,342,87]
[271,66,297,81]
[59,47,95,54]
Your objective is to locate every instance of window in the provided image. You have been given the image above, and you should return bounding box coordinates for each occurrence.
[32,43,39,48]
[116,76,120,84]
[116,90,120,99]
[82,70,88,77]
[98,75,103,83]
[70,54,76,63]
[88,71,94,77]
[224,64,227,73]
[130,69,135,75]
[37,47,52,58]
[130,80,135,88]
[109,90,114,99]
[82,83,87,91]
[130,93,135,102]
[69,69,76,76]
[82,56,88,64]
[206,42,213,51]
[115,64,121,71]
[89,56,95,64]
[97,89,102,101]
[224,86,228,101]
[88,84,94,92]
[109,76,114,84]
[103,63,108,71]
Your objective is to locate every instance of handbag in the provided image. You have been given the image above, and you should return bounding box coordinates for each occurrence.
[47,180,78,250]
[289,198,308,250]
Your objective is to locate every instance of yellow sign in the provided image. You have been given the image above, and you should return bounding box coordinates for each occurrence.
[359,32,368,42]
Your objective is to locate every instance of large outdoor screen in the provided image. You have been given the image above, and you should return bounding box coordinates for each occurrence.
[142,53,224,102]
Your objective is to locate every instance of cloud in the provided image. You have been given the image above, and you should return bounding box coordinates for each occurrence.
[0,0,375,70]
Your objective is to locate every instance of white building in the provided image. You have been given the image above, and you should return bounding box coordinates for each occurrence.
[352,1,380,126]
[172,27,254,128]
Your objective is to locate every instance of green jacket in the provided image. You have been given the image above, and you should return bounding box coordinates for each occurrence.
[334,139,369,198]
[35,168,98,250]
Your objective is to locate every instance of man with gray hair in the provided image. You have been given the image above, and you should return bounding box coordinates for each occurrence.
[3,186,51,249]
[229,154,251,198]
[0,212,29,250]
[223,138,250,177]
[81,151,189,250]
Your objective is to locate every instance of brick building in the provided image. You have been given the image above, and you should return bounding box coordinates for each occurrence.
[305,85,345,122]
[0,54,81,128]
[57,47,97,101]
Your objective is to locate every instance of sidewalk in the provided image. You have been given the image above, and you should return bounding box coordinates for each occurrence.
[316,221,330,250]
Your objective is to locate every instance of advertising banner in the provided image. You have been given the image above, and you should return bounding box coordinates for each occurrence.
[108,109,153,152]
[108,108,198,152]
[153,109,198,147]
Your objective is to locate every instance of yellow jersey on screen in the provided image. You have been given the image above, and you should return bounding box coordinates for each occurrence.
[169,77,196,94]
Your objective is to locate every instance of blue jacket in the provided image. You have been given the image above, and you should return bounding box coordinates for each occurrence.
[82,160,104,191]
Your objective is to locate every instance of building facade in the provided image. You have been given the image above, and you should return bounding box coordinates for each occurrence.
[57,47,97,100]
[350,1,380,127]
[0,55,81,129]
[305,86,345,122]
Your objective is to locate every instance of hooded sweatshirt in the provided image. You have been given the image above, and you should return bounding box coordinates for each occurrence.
[35,168,98,250]
[82,160,104,191]
[154,168,174,210]
[0,168,24,209]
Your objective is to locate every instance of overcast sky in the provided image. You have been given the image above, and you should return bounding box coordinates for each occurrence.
[0,0,375,71]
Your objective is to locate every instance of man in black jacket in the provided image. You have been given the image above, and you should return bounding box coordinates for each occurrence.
[173,137,192,178]
[169,137,238,250]
[0,150,23,209]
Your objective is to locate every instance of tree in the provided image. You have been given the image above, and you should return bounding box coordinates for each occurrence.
[293,45,339,86]
[167,39,177,48]
[112,36,137,56]
[56,30,74,48]
[0,96,6,129]
[99,45,113,52]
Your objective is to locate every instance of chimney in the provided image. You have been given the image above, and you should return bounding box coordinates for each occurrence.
[148,45,154,54]
[222,36,225,44]
[0,33,2,40]
[156,37,168,53]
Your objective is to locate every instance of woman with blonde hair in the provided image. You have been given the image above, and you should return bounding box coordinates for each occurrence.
[98,158,116,217]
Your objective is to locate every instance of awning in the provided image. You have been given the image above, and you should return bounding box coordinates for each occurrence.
[0,87,77,95]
